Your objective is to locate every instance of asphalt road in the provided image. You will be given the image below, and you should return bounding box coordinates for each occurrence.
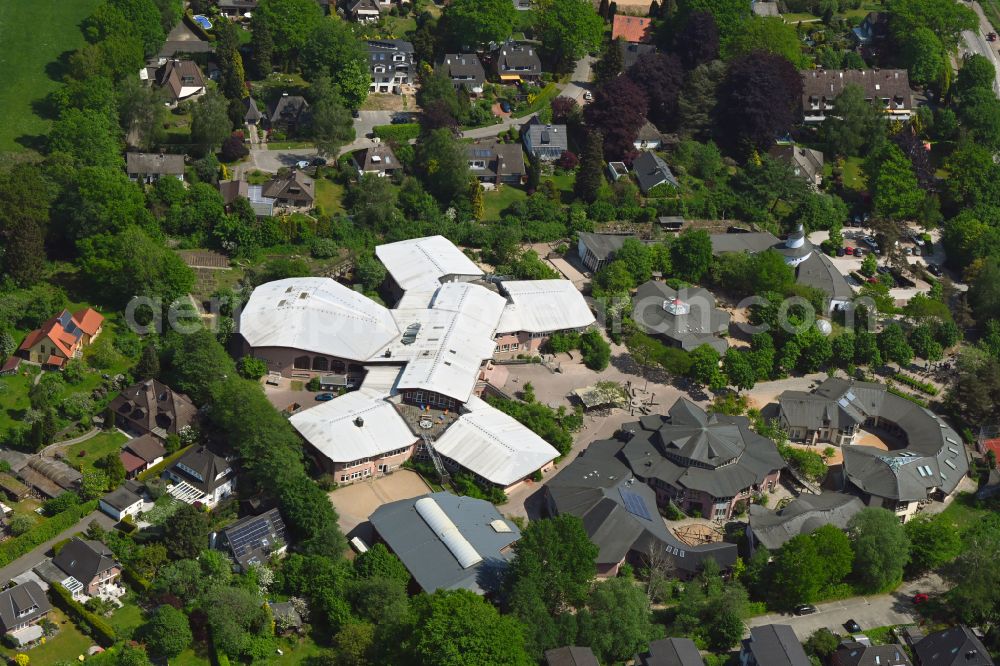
[960,2,1000,96]
[746,574,948,640]
[0,510,117,585]
[560,55,596,105]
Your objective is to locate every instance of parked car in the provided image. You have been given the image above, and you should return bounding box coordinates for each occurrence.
[854,248,864,257]
[927,263,943,276]
[583,91,593,102]
[845,619,862,633]
[845,246,854,255]
[391,114,409,124]
[311,157,327,166]
[499,100,512,113]
[836,247,846,257]
[905,247,913,256]
[315,393,335,402]
[295,160,310,169]
[795,604,819,616]
[351,108,360,118]
[913,593,930,604]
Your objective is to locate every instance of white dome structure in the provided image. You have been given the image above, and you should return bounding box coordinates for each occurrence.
[816,319,833,336]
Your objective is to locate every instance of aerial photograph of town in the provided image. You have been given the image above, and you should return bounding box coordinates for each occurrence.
[0,0,998,663]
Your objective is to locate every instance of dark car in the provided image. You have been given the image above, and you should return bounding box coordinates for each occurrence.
[499,99,512,113]
[351,109,360,118]
[794,604,819,616]
[845,619,862,633]
[836,247,846,257]
[311,157,327,167]
[391,114,409,124]
[876,266,891,275]
[315,393,335,401]
[927,263,942,276]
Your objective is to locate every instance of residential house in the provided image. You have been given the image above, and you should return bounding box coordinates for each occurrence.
[0,357,20,376]
[49,538,121,598]
[262,170,315,209]
[833,641,912,666]
[99,485,144,522]
[545,646,600,666]
[368,492,520,594]
[618,399,785,521]
[632,151,678,194]
[120,434,167,479]
[368,40,414,93]
[802,69,914,123]
[0,581,51,644]
[634,121,663,151]
[155,59,206,106]
[441,53,486,94]
[914,626,994,666]
[769,144,824,189]
[218,508,287,571]
[165,446,236,506]
[242,97,263,125]
[777,377,969,522]
[622,42,657,70]
[269,601,304,635]
[267,95,310,133]
[18,309,104,368]
[217,0,260,17]
[352,142,402,178]
[636,637,706,666]
[109,379,197,440]
[523,120,568,161]
[467,140,526,187]
[612,15,654,43]
[217,179,276,217]
[852,11,888,46]
[349,0,381,21]
[577,232,636,272]
[632,280,730,353]
[748,492,864,552]
[545,439,738,577]
[495,43,542,83]
[740,625,810,666]
[752,1,780,16]
[126,152,185,184]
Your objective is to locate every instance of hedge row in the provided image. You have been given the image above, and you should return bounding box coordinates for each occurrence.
[138,444,193,482]
[373,123,420,142]
[894,373,939,396]
[887,385,929,408]
[0,500,98,568]
[48,579,116,647]
[122,563,151,594]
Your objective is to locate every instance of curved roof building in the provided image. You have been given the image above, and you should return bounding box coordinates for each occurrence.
[238,277,400,361]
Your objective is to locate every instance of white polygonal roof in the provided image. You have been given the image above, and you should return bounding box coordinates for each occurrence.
[288,389,416,463]
[239,278,400,361]
[376,235,483,294]
[496,280,595,334]
[432,396,559,486]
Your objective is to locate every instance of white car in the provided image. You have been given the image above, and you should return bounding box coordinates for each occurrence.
[295,160,310,169]
[583,91,593,102]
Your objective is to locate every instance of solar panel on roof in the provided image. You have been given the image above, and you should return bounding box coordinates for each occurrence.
[226,512,284,559]
[619,487,652,520]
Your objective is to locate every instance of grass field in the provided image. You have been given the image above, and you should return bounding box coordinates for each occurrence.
[483,184,528,219]
[65,431,128,473]
[0,0,101,152]
[315,178,346,215]
[0,608,93,663]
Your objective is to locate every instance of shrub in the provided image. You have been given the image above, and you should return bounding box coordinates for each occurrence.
[48,579,116,646]
[557,150,578,170]
[579,329,611,371]
[237,356,268,381]
[306,376,321,392]
[373,123,421,142]
[220,135,249,162]
[893,373,938,395]
[0,501,97,567]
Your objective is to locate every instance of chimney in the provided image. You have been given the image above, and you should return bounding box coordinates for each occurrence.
[354,417,364,427]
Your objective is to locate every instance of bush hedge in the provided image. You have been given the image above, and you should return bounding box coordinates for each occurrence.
[122,563,151,594]
[373,123,420,142]
[887,385,929,407]
[138,445,193,481]
[0,500,97,568]
[894,373,938,396]
[48,580,117,646]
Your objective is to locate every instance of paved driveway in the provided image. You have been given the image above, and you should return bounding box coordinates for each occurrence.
[746,574,948,640]
[960,2,1000,96]
[243,147,319,174]
[560,55,595,105]
[354,110,395,139]
[328,470,431,541]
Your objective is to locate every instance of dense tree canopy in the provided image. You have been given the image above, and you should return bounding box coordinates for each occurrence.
[716,51,802,155]
[444,0,517,50]
[534,0,604,72]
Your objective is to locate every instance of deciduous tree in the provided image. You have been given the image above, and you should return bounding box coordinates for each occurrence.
[535,0,605,73]
[585,75,649,159]
[443,0,517,50]
[674,11,720,69]
[627,53,684,129]
[716,51,802,155]
[848,508,911,592]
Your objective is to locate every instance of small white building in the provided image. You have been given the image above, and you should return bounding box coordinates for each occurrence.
[98,486,144,522]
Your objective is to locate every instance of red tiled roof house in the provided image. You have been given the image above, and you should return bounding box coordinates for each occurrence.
[612,15,653,43]
[18,309,104,368]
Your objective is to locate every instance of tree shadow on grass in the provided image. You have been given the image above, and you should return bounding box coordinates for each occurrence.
[14,134,47,153]
[45,50,77,85]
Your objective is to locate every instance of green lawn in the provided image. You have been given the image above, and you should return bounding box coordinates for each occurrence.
[172,647,212,666]
[824,156,865,191]
[0,0,101,152]
[0,608,93,663]
[936,492,990,532]
[65,431,128,473]
[513,83,559,119]
[267,140,315,150]
[0,368,37,439]
[315,178,346,215]
[483,184,528,219]
[272,635,326,664]
[109,600,145,637]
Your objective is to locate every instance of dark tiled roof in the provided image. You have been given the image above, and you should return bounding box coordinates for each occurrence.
[268,95,310,125]
[768,144,824,182]
[637,637,705,665]
[101,486,143,512]
[632,151,678,193]
[633,280,730,353]
[0,581,50,632]
[467,140,526,179]
[577,232,636,262]
[440,53,486,88]
[749,492,864,551]
[545,646,601,666]
[623,42,658,70]
[156,60,205,100]
[126,152,185,176]
[743,625,811,666]
[352,143,401,172]
[126,434,167,463]
[53,538,118,585]
[834,641,912,666]
[495,43,541,76]
[221,508,287,570]
[914,626,994,666]
[546,440,737,574]
[710,232,781,255]
[109,379,197,438]
[802,69,912,111]
[171,446,233,494]
[262,170,315,205]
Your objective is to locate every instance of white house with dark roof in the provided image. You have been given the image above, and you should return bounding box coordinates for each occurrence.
[352,142,402,178]
[523,120,568,161]
[126,152,185,184]
[165,446,235,506]
[440,53,486,93]
[0,581,51,645]
[368,40,414,93]
[632,151,679,194]
[495,42,542,82]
